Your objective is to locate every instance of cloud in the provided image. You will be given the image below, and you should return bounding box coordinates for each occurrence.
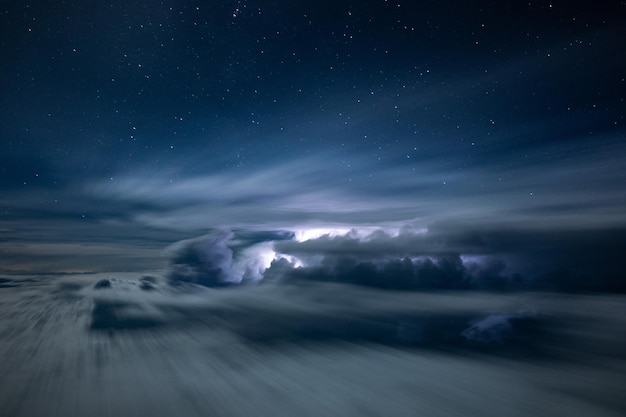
[61,223,625,360]
[0,277,17,288]
[83,272,554,355]
[264,252,520,291]
[85,138,626,233]
[264,227,534,291]
[160,227,500,291]
[166,231,237,287]
[165,229,293,287]
[461,314,514,344]
[78,271,626,368]
[272,226,486,258]
[160,225,626,293]
[0,239,168,275]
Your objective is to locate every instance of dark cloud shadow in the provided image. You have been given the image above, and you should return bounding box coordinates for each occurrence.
[211,306,558,360]
[0,277,18,288]
[90,299,165,330]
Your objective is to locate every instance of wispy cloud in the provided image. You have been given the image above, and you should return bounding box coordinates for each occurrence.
[86,136,626,232]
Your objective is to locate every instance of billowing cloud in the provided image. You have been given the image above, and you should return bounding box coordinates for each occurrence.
[161,226,626,293]
[165,229,293,287]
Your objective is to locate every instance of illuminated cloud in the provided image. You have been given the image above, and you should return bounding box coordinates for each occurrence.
[165,230,292,287]
[158,226,626,292]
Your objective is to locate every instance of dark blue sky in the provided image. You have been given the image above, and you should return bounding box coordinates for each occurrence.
[1,1,625,284]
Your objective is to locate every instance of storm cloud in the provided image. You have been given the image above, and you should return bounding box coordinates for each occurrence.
[163,226,626,293]
[165,229,293,287]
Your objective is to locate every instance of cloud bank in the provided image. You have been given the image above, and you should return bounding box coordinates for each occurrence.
[164,226,626,293]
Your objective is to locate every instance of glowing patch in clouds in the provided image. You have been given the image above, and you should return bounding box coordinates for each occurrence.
[293,227,353,242]
[231,242,277,282]
[275,254,304,268]
[232,241,304,281]
[292,225,418,242]
[241,225,434,281]
[258,244,278,269]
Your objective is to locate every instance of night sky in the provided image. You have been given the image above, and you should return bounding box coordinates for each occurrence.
[1,1,626,289]
[3,3,626,417]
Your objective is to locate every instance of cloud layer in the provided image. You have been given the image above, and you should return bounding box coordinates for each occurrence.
[88,138,626,233]
[163,226,626,293]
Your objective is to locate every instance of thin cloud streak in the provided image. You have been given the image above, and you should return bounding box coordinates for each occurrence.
[88,138,626,232]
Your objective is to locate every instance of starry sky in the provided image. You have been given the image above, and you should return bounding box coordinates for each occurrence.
[1,1,626,287]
